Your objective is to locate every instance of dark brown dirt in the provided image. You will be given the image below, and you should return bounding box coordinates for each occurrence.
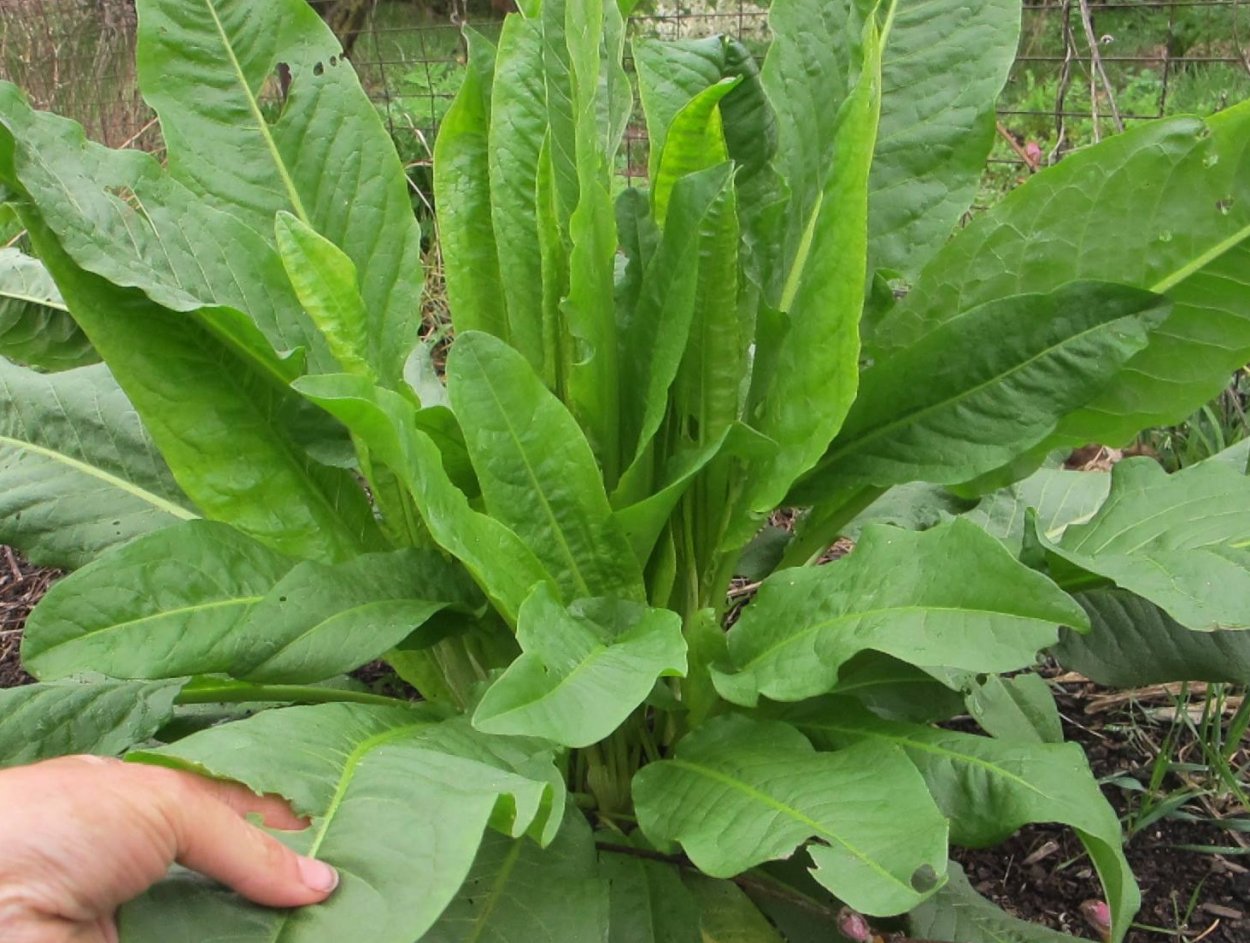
[953,670,1250,942]
[0,546,56,689]
[2,545,1247,941]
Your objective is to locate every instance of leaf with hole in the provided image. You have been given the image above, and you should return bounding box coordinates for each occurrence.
[633,714,949,917]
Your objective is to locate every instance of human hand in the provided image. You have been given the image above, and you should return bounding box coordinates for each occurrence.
[0,755,338,943]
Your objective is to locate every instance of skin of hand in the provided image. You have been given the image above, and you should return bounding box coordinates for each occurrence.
[0,755,338,943]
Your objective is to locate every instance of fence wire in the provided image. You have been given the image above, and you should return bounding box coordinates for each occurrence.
[1,0,1248,196]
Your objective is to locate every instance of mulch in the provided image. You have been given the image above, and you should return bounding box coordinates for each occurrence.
[2,545,1247,942]
[0,545,55,688]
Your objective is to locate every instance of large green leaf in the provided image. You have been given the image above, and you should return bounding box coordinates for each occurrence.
[759,0,858,293]
[745,8,881,514]
[12,210,380,563]
[537,0,579,230]
[486,16,548,373]
[120,704,561,943]
[633,35,779,310]
[23,521,471,682]
[876,101,1250,450]
[0,246,96,371]
[633,715,948,917]
[618,164,735,473]
[599,836,702,943]
[788,698,1138,942]
[844,481,968,540]
[712,520,1086,707]
[649,80,735,226]
[447,331,643,602]
[473,583,685,748]
[423,810,610,943]
[868,0,1019,278]
[22,521,295,680]
[909,862,1086,943]
[1054,588,1250,686]
[0,358,195,569]
[0,679,183,767]
[293,373,551,624]
[1207,437,1250,473]
[823,651,966,724]
[560,0,623,477]
[633,36,776,186]
[683,875,784,943]
[672,169,745,455]
[963,465,1112,556]
[236,547,483,683]
[1044,457,1250,630]
[0,84,329,375]
[435,30,508,342]
[791,283,1168,499]
[137,0,423,385]
[965,673,1064,745]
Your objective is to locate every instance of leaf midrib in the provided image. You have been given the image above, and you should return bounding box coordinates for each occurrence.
[0,287,68,310]
[734,601,1059,676]
[1071,490,1250,557]
[461,838,523,943]
[462,343,595,598]
[30,596,259,662]
[269,722,428,943]
[1153,218,1250,295]
[201,0,311,225]
[828,309,1150,466]
[668,757,912,892]
[245,598,445,676]
[0,433,197,521]
[796,719,1050,803]
[477,627,670,734]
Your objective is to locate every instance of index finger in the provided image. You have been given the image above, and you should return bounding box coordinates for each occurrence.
[137,764,311,830]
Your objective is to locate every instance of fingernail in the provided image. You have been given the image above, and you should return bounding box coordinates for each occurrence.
[297,856,339,894]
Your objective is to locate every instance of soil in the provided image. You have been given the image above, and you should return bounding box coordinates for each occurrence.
[2,545,1247,942]
[0,546,54,688]
[951,667,1250,942]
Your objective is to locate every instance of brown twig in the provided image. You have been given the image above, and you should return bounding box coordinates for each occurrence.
[1076,0,1124,137]
[116,115,160,151]
[996,121,1040,172]
[1051,0,1076,163]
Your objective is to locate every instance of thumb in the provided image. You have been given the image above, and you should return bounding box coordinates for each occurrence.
[159,774,339,908]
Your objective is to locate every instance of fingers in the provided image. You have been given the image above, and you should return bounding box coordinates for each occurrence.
[192,776,310,831]
[152,768,339,909]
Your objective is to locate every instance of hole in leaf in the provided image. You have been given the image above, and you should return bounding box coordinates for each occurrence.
[1218,197,1234,216]
[278,595,288,603]
[313,62,324,76]
[273,63,293,106]
[329,55,338,67]
[105,185,139,208]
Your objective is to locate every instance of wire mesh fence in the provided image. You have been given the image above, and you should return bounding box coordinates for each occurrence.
[1,0,1248,199]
